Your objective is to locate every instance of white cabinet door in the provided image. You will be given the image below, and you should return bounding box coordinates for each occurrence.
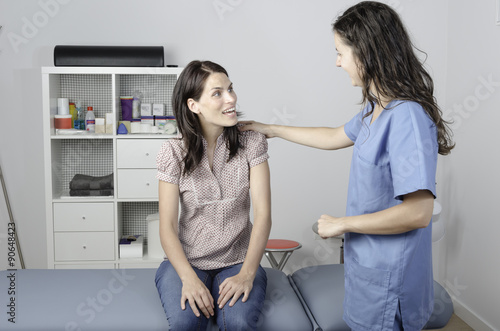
[117,169,158,199]
[54,202,114,232]
[116,139,166,168]
[54,232,115,261]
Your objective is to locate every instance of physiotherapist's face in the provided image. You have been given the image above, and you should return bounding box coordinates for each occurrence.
[334,33,362,87]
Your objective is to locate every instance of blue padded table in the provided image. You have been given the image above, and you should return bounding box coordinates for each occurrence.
[290,264,454,331]
[0,267,312,331]
[0,265,453,330]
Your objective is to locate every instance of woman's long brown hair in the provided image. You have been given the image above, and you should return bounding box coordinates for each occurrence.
[333,1,454,155]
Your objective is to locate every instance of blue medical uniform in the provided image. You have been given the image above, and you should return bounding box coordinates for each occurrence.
[343,100,437,331]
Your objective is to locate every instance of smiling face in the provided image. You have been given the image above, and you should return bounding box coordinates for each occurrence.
[187,72,238,136]
[334,32,363,87]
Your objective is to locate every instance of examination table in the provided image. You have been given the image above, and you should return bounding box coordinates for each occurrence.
[0,264,453,330]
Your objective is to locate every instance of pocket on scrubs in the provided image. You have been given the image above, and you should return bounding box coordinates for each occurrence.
[345,259,391,328]
[354,153,394,214]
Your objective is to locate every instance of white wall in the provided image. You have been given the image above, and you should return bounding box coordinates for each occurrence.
[0,0,497,329]
[433,1,500,330]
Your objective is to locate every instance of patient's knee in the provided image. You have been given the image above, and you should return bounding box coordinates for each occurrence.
[221,312,260,331]
[167,314,208,331]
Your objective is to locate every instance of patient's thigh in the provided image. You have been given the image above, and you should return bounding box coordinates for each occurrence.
[212,264,267,331]
[155,260,212,330]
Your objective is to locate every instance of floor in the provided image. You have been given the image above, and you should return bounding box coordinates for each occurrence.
[435,314,474,330]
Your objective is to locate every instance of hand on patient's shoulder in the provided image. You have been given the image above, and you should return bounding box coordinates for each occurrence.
[238,120,275,138]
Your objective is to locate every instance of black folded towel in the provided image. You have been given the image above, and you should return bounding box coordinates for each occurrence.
[69,173,114,190]
[69,189,114,197]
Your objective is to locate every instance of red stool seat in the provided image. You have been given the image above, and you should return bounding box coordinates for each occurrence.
[266,239,301,251]
[264,239,302,270]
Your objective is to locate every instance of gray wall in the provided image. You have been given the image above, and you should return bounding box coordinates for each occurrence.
[0,0,498,329]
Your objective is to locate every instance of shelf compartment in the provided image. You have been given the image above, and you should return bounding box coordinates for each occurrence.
[60,74,113,119]
[116,74,177,121]
[51,139,114,199]
[118,201,159,246]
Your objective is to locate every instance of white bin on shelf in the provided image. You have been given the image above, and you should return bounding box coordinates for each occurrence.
[147,213,165,259]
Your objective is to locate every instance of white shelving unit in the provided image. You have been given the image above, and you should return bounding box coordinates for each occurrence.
[42,66,183,269]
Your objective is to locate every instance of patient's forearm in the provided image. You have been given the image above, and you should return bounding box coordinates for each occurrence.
[160,223,197,281]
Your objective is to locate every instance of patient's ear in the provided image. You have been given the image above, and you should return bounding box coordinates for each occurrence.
[187,98,200,114]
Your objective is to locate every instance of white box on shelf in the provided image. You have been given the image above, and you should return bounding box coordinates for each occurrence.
[147,213,165,259]
[119,235,144,258]
[140,103,152,116]
[152,103,164,116]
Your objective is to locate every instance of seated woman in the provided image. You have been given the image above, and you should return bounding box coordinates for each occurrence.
[155,60,272,331]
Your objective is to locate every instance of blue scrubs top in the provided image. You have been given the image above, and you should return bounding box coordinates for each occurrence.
[343,100,437,331]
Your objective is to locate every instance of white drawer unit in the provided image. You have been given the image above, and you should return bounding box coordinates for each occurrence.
[54,232,115,261]
[53,202,114,232]
[117,139,166,168]
[43,66,182,269]
[117,169,158,199]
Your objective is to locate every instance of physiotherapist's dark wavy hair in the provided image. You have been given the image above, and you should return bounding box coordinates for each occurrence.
[172,60,242,175]
[333,1,454,155]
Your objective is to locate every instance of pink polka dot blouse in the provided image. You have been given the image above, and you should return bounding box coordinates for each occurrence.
[156,131,269,270]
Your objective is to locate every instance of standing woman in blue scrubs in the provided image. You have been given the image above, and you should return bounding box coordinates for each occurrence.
[240,1,454,330]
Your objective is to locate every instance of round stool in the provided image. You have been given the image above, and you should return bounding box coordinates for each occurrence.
[265,239,302,270]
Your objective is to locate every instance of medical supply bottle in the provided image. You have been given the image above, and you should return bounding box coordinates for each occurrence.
[85,106,95,132]
[69,102,76,128]
[75,100,84,129]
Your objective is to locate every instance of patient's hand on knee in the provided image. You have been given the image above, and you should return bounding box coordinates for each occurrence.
[181,276,215,318]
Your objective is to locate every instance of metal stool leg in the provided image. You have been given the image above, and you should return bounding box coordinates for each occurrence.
[265,251,294,271]
[277,252,293,271]
[340,238,344,264]
[265,251,280,269]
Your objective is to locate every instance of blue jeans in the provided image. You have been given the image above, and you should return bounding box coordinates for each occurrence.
[155,260,267,331]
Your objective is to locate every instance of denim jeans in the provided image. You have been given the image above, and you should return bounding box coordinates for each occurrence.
[155,260,267,331]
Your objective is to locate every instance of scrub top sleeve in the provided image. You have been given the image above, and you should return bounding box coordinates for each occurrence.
[388,102,438,200]
[156,141,181,185]
[344,110,364,143]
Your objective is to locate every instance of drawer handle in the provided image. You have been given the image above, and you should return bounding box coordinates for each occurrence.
[145,153,150,157]
[82,216,86,220]
[82,245,87,250]
[146,182,150,186]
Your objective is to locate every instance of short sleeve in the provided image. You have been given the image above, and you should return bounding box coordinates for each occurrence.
[243,131,269,168]
[344,110,365,143]
[389,102,438,200]
[156,141,182,184]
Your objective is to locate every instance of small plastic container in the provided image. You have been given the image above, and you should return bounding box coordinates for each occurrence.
[57,98,69,115]
[55,114,72,129]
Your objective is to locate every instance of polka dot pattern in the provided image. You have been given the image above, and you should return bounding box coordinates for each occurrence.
[156,131,268,269]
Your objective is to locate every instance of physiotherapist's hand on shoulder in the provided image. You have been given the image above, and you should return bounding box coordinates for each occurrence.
[181,275,215,319]
[317,214,346,239]
[238,120,276,138]
[217,272,254,309]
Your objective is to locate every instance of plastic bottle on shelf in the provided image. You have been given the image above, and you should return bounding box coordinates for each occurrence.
[75,100,84,129]
[69,102,76,128]
[85,106,95,132]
